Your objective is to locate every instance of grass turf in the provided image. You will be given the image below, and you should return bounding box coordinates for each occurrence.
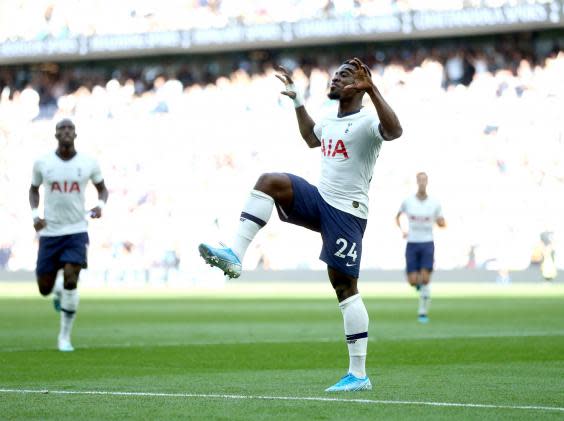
[1,285,563,420]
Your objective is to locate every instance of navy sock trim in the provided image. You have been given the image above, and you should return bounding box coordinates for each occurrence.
[240,212,267,227]
[61,308,76,315]
[346,332,368,340]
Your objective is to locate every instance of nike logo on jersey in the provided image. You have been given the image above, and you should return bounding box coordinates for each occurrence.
[346,262,357,267]
[321,138,349,159]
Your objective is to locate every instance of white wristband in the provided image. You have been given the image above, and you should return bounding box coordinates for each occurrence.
[31,208,40,220]
[97,200,106,209]
[286,83,304,108]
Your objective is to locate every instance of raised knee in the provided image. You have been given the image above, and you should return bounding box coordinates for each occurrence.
[38,284,53,296]
[255,173,277,194]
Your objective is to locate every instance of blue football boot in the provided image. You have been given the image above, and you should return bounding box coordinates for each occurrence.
[325,373,372,392]
[198,243,242,279]
[418,314,429,324]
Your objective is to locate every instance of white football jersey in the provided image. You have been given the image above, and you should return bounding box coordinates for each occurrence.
[399,195,443,243]
[31,152,103,236]
[313,107,384,218]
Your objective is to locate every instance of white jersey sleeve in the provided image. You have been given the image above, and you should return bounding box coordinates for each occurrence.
[90,160,103,184]
[368,119,384,142]
[31,159,43,187]
[398,199,407,214]
[313,123,323,141]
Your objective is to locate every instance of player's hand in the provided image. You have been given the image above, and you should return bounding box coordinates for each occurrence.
[343,57,374,93]
[89,207,102,219]
[275,66,297,100]
[33,218,46,232]
[402,231,408,239]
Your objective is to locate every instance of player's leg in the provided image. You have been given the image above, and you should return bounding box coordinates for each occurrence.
[325,267,371,392]
[199,173,292,278]
[37,273,57,296]
[57,263,81,352]
[319,205,371,392]
[417,242,435,323]
[56,233,89,352]
[52,271,64,312]
[35,235,63,311]
[405,242,421,289]
[232,172,292,259]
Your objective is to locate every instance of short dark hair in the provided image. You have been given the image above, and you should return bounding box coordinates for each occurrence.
[56,118,75,130]
[344,59,372,77]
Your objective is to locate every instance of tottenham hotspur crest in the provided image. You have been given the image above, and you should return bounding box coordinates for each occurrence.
[345,122,353,134]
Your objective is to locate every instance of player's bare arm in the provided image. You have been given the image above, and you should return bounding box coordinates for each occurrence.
[29,184,46,232]
[89,180,109,219]
[395,211,408,238]
[344,58,403,141]
[275,66,321,148]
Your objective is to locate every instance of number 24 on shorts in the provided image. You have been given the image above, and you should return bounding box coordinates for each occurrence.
[334,238,357,262]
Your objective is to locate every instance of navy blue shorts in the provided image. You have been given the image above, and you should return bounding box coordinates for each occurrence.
[36,232,89,276]
[405,241,434,273]
[276,174,367,278]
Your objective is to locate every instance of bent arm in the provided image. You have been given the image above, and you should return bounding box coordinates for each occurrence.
[395,211,403,230]
[295,106,321,148]
[89,180,109,219]
[94,180,109,203]
[366,85,402,141]
[29,184,46,231]
[29,185,40,209]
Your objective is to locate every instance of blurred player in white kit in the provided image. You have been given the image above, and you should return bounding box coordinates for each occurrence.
[29,119,108,351]
[396,172,445,323]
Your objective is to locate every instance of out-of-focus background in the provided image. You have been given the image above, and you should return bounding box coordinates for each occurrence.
[1,0,563,285]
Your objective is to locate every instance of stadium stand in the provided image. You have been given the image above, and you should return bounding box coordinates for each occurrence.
[0,2,562,282]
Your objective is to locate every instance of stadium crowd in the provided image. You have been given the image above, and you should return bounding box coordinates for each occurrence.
[0,38,562,282]
[0,0,554,42]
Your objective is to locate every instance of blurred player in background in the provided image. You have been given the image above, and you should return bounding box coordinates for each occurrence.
[199,58,402,391]
[396,172,445,323]
[29,119,108,352]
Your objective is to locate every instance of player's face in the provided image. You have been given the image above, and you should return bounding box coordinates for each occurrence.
[328,64,357,100]
[55,121,77,147]
[417,174,428,190]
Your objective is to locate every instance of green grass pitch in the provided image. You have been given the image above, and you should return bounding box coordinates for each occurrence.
[1,282,563,420]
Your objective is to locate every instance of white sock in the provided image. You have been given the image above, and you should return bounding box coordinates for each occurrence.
[230,190,274,261]
[418,284,431,316]
[59,289,79,341]
[339,294,369,379]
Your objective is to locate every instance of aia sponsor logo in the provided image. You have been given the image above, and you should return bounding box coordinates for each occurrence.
[321,138,349,159]
[409,215,431,222]
[51,181,80,193]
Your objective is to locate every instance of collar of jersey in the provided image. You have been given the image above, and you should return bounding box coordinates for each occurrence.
[337,108,363,118]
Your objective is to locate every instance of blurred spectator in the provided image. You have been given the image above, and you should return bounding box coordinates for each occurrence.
[0,36,562,280]
[0,0,555,42]
[0,243,12,270]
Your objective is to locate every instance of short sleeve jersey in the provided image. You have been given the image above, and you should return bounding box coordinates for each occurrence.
[31,152,103,236]
[313,108,384,218]
[399,195,443,243]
